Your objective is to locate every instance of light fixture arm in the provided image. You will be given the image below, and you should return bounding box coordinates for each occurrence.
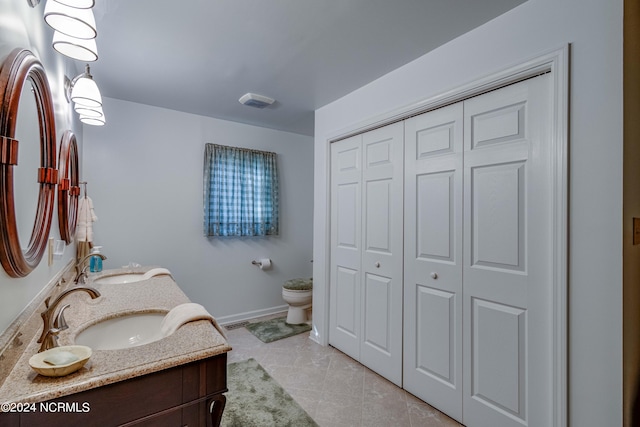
[71,63,93,86]
[64,64,93,101]
[69,63,102,108]
[64,64,106,126]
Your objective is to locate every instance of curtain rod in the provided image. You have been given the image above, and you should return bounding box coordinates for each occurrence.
[207,143,276,156]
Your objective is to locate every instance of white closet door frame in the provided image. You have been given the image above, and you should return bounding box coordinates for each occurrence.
[322,46,568,427]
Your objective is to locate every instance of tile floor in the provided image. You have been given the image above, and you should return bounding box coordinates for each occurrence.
[224,316,462,427]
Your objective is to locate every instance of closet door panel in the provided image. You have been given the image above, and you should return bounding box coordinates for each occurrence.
[335,266,360,338]
[363,273,393,351]
[471,161,526,271]
[415,285,456,382]
[463,74,553,427]
[330,135,362,360]
[360,122,404,386]
[364,179,392,252]
[403,103,464,421]
[417,171,455,261]
[471,298,527,416]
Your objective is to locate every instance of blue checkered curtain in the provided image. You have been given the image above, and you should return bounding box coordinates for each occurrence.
[204,144,279,237]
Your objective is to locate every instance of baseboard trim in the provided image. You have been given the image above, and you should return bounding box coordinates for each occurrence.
[217,305,288,326]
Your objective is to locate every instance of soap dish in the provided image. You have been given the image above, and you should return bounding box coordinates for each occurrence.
[29,345,92,377]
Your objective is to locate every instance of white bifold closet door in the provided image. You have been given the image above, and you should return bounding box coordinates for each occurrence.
[462,74,553,427]
[404,73,554,427]
[403,102,464,420]
[329,122,404,386]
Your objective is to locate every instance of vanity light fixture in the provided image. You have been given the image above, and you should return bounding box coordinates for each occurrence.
[76,105,106,125]
[65,65,106,126]
[53,0,95,7]
[44,0,97,39]
[70,64,102,108]
[79,114,105,126]
[74,104,103,118]
[52,31,98,62]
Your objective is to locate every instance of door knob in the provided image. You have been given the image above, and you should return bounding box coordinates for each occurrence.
[375,262,381,268]
[430,272,438,279]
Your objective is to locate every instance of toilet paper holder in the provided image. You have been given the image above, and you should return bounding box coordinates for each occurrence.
[251,258,272,269]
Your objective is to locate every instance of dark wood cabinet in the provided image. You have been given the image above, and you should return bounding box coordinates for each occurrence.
[1,352,227,427]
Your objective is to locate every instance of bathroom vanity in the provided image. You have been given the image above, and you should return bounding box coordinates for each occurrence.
[0,267,231,427]
[1,354,227,427]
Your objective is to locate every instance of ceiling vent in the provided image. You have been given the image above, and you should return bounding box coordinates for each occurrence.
[239,93,275,109]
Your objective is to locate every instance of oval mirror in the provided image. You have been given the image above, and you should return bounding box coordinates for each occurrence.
[13,69,41,249]
[0,48,57,277]
[57,130,79,244]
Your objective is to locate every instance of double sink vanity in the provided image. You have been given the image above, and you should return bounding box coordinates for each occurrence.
[0,48,230,426]
[0,266,231,427]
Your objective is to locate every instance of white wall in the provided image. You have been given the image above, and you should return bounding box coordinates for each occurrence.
[0,0,82,335]
[313,0,622,426]
[83,98,313,321]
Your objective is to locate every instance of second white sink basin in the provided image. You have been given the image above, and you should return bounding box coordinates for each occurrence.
[75,312,166,350]
[92,268,172,285]
[93,273,145,285]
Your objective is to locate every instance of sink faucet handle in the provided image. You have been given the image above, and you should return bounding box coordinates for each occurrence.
[74,269,89,285]
[54,304,70,331]
[40,327,63,352]
[37,286,101,352]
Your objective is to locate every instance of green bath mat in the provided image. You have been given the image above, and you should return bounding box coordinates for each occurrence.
[222,358,318,427]
[245,316,311,343]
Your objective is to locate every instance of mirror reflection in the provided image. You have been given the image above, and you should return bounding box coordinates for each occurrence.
[13,78,41,245]
[58,130,79,244]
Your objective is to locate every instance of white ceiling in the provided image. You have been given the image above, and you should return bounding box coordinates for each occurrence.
[90,0,525,136]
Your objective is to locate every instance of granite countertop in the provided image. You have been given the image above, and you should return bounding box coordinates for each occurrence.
[0,267,231,406]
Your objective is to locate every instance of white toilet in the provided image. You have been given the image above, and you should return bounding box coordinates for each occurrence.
[282,278,313,324]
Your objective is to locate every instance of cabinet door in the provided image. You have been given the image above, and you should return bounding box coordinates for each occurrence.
[329,134,363,361]
[463,74,554,427]
[403,103,464,421]
[360,122,404,386]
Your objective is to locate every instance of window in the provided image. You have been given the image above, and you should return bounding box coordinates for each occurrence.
[203,144,279,237]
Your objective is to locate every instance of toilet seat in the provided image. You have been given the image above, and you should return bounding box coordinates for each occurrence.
[283,278,313,291]
[282,278,312,324]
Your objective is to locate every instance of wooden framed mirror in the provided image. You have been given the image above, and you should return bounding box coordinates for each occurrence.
[0,48,57,277]
[57,130,79,244]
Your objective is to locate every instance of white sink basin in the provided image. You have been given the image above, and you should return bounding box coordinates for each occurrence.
[75,312,166,350]
[93,273,145,285]
[92,268,172,285]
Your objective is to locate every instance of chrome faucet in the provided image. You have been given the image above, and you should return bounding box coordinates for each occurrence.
[73,252,107,284]
[37,286,101,352]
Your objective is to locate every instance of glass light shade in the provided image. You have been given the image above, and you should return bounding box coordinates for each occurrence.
[71,71,102,108]
[44,0,97,39]
[52,31,98,62]
[79,115,105,126]
[54,0,95,9]
[74,105,103,118]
